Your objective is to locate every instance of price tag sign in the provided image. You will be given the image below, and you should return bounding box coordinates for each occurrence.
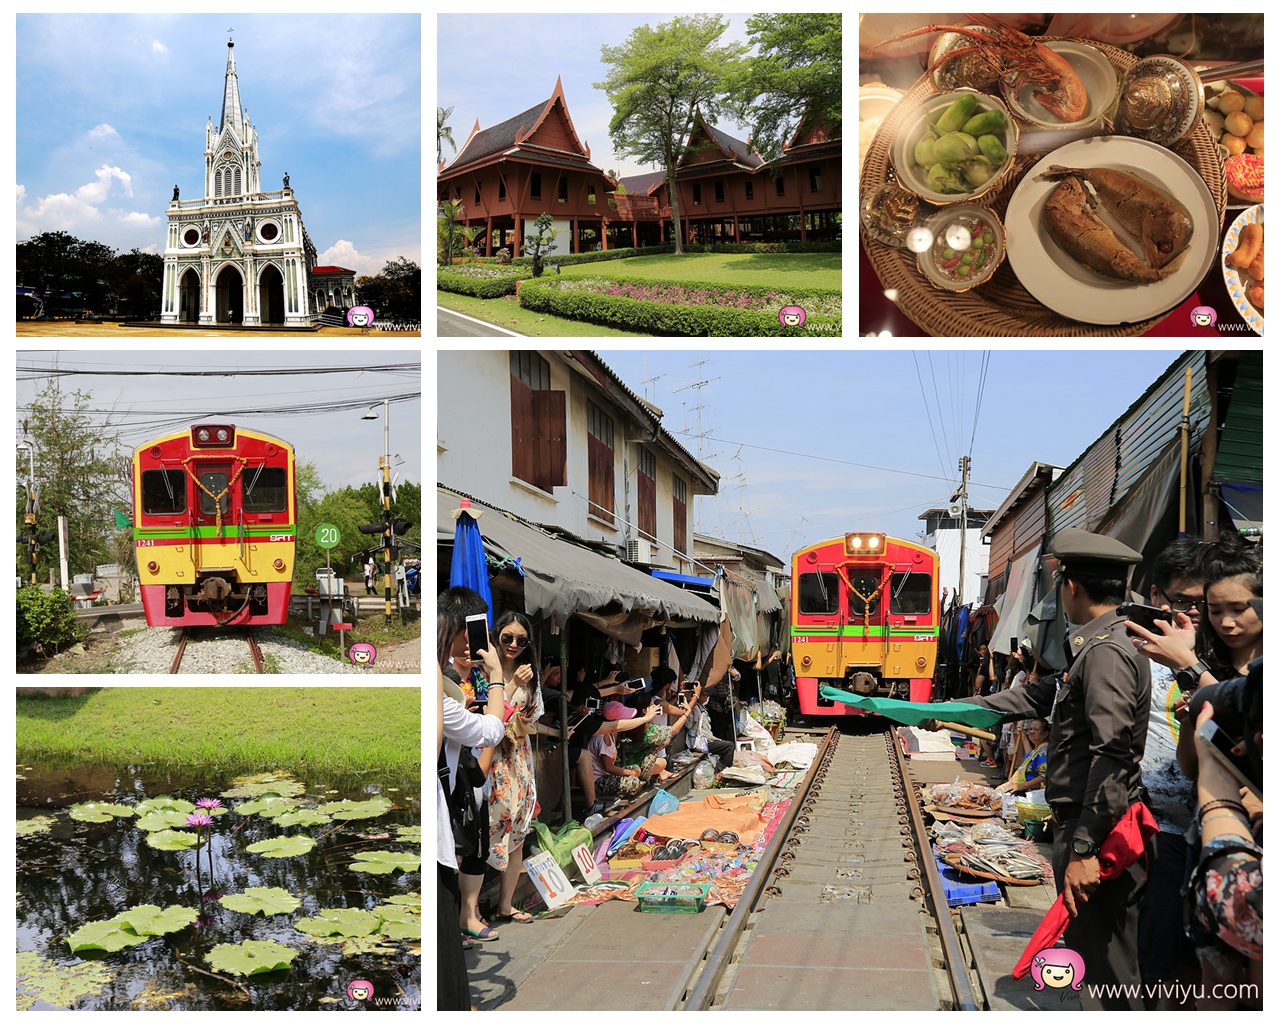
[315,523,341,549]
[571,843,602,884]
[524,849,577,910]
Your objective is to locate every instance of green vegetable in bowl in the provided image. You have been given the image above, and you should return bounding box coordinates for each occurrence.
[935,94,978,134]
[962,109,1008,136]
[926,163,967,194]
[978,134,1007,165]
[961,158,995,187]
[915,129,939,168]
[933,132,977,166]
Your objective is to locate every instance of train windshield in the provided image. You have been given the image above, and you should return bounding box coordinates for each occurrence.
[198,473,230,515]
[242,466,288,513]
[141,469,186,514]
[847,574,881,617]
[890,572,932,615]
[797,571,839,614]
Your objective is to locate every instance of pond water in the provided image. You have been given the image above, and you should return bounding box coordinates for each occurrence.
[17,763,421,1011]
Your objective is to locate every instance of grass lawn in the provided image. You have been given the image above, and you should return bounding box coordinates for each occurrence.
[436,290,650,337]
[559,251,842,289]
[16,687,420,781]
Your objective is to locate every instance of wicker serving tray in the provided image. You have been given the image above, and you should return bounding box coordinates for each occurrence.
[861,38,1229,336]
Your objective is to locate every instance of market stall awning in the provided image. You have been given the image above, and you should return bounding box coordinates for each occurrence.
[437,489,719,627]
[990,544,1041,654]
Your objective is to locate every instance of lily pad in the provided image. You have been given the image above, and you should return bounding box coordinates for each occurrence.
[220,772,307,799]
[18,815,58,837]
[68,802,136,823]
[117,904,200,936]
[336,934,402,956]
[374,904,421,926]
[66,904,197,953]
[384,892,421,909]
[145,829,201,851]
[205,939,299,976]
[234,796,300,817]
[135,796,195,816]
[294,907,382,938]
[219,887,302,916]
[379,915,421,941]
[316,796,393,820]
[393,825,421,844]
[17,950,113,1009]
[348,850,421,875]
[245,834,316,858]
[135,809,195,831]
[273,808,330,827]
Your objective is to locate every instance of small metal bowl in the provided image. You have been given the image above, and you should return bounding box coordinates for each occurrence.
[1000,40,1118,131]
[916,205,1006,293]
[891,90,1020,206]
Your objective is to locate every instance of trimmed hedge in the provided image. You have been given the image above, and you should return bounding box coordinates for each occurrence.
[511,245,669,268]
[571,274,841,303]
[673,241,842,254]
[518,280,840,337]
[436,267,532,298]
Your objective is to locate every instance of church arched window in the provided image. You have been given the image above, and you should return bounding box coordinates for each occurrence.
[215,171,222,197]
[234,168,241,195]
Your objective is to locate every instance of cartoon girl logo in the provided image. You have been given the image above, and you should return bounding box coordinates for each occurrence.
[348,642,377,667]
[1030,947,1086,991]
[346,979,375,1003]
[1189,305,1217,329]
[778,304,807,328]
[347,305,376,328]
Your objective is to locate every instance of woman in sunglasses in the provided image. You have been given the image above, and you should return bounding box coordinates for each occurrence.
[484,610,548,924]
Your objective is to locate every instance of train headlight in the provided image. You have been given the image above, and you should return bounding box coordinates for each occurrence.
[197,429,210,442]
[147,561,159,573]
[868,536,881,550]
[850,536,862,549]
[216,428,229,442]
[274,558,284,570]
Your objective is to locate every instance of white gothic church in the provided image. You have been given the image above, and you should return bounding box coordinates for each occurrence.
[160,36,317,326]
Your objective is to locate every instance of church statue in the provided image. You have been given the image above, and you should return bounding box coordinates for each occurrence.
[283,171,290,188]
[173,184,180,201]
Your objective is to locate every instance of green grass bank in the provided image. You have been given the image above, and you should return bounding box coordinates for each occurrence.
[437,290,650,336]
[558,251,842,288]
[17,687,420,782]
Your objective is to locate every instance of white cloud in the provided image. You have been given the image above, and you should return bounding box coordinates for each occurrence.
[17,164,135,234]
[78,164,133,201]
[16,184,26,204]
[151,39,168,54]
[120,211,161,227]
[316,239,384,276]
[88,123,118,138]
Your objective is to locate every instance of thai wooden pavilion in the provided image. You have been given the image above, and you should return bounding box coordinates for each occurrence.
[438,83,842,255]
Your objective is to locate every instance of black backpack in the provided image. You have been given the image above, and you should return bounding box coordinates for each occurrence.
[438,745,487,859]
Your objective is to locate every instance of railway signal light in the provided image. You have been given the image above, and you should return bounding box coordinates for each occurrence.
[357,522,386,535]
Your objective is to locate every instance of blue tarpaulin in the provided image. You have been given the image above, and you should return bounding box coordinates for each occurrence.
[450,502,493,626]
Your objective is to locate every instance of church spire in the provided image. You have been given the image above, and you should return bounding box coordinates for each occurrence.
[220,32,244,138]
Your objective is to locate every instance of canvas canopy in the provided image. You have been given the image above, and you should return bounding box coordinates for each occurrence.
[437,489,718,627]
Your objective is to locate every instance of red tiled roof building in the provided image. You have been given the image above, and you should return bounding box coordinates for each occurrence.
[438,80,841,255]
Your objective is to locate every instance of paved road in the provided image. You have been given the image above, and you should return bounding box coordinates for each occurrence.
[437,306,526,337]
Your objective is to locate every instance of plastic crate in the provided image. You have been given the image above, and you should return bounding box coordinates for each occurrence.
[935,856,1001,907]
[635,881,710,913]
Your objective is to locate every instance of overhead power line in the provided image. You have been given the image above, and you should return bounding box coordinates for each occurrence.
[16,362,421,380]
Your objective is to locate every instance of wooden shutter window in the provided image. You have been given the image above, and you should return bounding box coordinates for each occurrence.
[510,374,535,485]
[672,474,687,553]
[637,447,656,540]
[588,435,614,521]
[532,389,567,490]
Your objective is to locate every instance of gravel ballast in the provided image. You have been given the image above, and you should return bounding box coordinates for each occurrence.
[112,627,360,675]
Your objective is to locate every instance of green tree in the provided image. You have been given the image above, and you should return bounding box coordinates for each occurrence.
[15,378,126,584]
[438,199,465,266]
[521,213,561,277]
[355,258,420,323]
[595,16,748,255]
[733,14,842,165]
[438,105,457,166]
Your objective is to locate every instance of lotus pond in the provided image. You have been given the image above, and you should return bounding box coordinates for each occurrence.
[17,763,420,1010]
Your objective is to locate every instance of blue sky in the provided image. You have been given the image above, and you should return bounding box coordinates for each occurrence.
[437,14,759,180]
[17,14,421,275]
[17,350,422,494]
[599,349,1185,560]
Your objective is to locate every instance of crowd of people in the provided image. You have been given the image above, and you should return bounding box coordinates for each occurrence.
[933,530,1262,1010]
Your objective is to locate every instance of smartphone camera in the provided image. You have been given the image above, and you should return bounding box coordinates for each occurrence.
[1117,602,1174,632]
[585,697,602,712]
[465,614,489,657]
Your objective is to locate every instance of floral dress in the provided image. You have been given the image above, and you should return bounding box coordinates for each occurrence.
[485,684,542,871]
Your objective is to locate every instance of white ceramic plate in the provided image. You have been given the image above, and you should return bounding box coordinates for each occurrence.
[1004,136,1218,325]
[1222,204,1264,334]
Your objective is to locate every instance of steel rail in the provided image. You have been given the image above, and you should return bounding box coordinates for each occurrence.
[246,630,266,674]
[682,725,840,1011]
[169,628,189,674]
[889,727,981,1011]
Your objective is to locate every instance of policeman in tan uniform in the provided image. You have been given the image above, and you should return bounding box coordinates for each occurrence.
[928,527,1151,1010]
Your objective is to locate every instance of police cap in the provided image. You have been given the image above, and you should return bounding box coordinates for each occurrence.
[1051,527,1143,579]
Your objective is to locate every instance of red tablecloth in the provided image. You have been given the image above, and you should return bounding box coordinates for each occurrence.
[860,78,1263,337]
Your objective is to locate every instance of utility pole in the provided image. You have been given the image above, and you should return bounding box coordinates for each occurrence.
[956,455,970,607]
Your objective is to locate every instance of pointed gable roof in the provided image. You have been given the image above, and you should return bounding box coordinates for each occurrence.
[615,170,666,196]
[677,108,765,176]
[444,76,601,175]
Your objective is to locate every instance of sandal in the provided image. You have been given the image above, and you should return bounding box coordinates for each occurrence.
[461,936,476,950]
[493,909,534,924]
[461,925,500,941]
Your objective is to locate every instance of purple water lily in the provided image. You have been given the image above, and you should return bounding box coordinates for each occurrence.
[195,797,223,811]
[186,813,215,828]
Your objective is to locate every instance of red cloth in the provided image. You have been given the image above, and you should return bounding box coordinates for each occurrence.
[1012,802,1158,979]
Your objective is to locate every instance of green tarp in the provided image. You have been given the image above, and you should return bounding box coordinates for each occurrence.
[818,687,1007,730]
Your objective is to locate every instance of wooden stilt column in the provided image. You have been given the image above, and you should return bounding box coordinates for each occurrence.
[485,216,493,257]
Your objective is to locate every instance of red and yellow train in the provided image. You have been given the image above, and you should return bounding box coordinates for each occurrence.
[790,532,939,716]
[132,424,296,626]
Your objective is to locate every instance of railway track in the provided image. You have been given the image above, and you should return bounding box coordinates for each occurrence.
[679,724,981,1011]
[168,626,266,674]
